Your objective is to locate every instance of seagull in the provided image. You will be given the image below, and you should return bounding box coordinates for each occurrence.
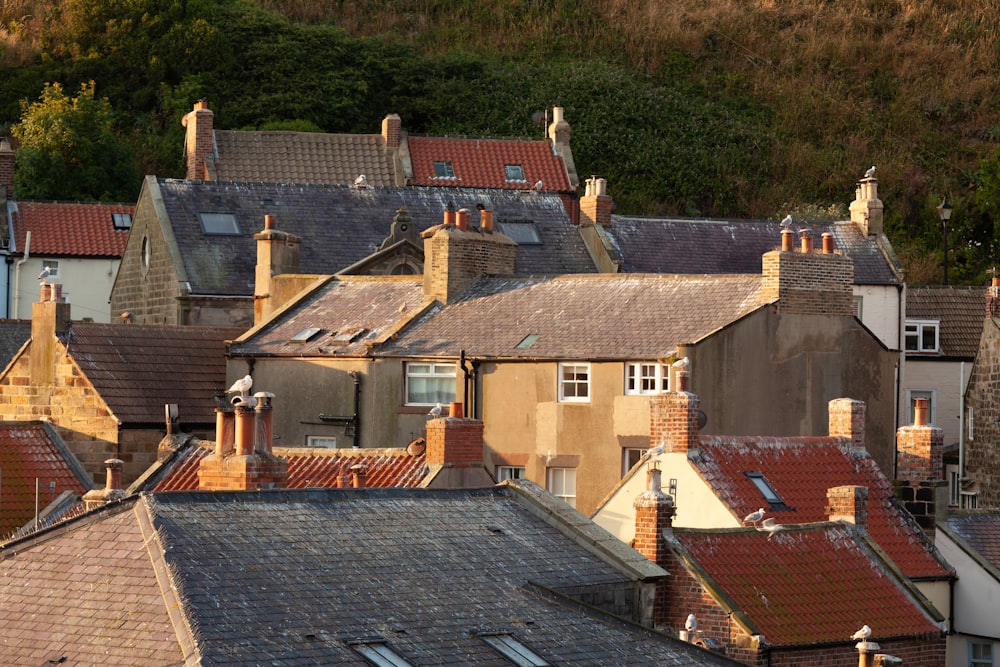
[428,402,443,417]
[648,443,665,456]
[119,311,133,324]
[685,613,698,632]
[851,624,872,641]
[38,266,52,283]
[354,174,368,188]
[743,508,765,525]
[864,165,876,178]
[225,374,253,396]
[534,179,543,191]
[757,517,784,540]
[780,214,793,229]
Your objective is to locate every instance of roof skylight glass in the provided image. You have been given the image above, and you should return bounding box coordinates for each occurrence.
[349,641,413,667]
[198,212,241,235]
[290,327,322,342]
[496,220,541,245]
[479,633,550,666]
[504,164,525,182]
[433,161,456,178]
[746,472,782,504]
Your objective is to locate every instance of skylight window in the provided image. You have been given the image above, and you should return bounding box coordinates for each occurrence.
[496,220,541,245]
[515,334,540,349]
[289,327,322,342]
[745,472,786,507]
[433,161,456,178]
[331,327,367,345]
[112,212,132,229]
[478,633,550,666]
[198,212,240,235]
[504,164,525,182]
[348,639,413,667]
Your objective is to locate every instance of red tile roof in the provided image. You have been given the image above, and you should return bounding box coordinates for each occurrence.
[694,436,951,579]
[0,422,93,538]
[150,443,427,491]
[12,201,133,257]
[673,525,942,646]
[407,136,572,191]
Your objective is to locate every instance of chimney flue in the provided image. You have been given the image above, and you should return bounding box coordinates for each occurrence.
[781,227,794,252]
[480,208,494,233]
[456,208,469,231]
[822,232,834,254]
[913,397,929,426]
[799,229,813,253]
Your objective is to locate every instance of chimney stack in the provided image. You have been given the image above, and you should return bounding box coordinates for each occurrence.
[580,176,612,227]
[649,386,701,456]
[381,113,401,150]
[181,101,214,181]
[895,398,944,484]
[633,465,676,627]
[547,106,579,189]
[81,459,127,510]
[0,138,14,199]
[761,233,854,316]
[422,208,517,304]
[30,281,71,387]
[254,215,301,324]
[199,393,288,491]
[425,404,485,467]
[850,173,884,236]
[828,398,866,449]
[987,276,1000,319]
[826,485,869,526]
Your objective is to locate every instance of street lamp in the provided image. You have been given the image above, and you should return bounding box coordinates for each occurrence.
[938,198,953,285]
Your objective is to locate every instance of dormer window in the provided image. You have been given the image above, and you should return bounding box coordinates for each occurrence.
[433,161,455,178]
[504,164,525,182]
[905,320,939,353]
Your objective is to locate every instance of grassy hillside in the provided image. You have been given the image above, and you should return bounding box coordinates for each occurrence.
[3,0,999,282]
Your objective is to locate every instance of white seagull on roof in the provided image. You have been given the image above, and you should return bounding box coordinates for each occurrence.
[428,402,443,417]
[757,517,785,540]
[743,507,765,525]
[38,266,52,283]
[685,613,697,632]
[864,165,876,178]
[780,214,793,228]
[851,624,872,641]
[534,179,543,191]
[226,374,253,396]
[354,174,368,188]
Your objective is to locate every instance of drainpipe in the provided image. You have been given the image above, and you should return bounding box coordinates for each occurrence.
[350,371,361,448]
[12,230,29,320]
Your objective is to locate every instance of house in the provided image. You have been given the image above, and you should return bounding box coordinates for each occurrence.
[0,283,242,484]
[110,178,595,326]
[592,391,954,627]
[227,206,899,515]
[8,200,133,322]
[0,481,744,665]
[936,511,1000,667]
[0,421,93,539]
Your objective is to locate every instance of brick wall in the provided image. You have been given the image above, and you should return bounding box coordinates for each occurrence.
[422,225,516,304]
[826,485,868,525]
[381,113,401,149]
[633,469,676,625]
[649,391,700,454]
[896,423,944,484]
[761,248,854,316]
[579,177,611,227]
[828,398,866,448]
[426,417,484,465]
[0,139,13,198]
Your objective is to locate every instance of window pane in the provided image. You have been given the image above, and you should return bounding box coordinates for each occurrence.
[547,468,576,508]
[497,466,525,482]
[921,326,937,350]
[406,362,456,405]
[560,364,589,401]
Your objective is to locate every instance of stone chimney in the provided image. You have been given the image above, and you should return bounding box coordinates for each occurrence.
[425,403,485,467]
[382,113,402,150]
[987,276,1000,319]
[181,100,214,181]
[761,232,854,315]
[580,176,612,228]
[198,393,288,490]
[547,106,579,189]
[828,398,866,449]
[422,208,517,304]
[850,173,884,236]
[0,138,14,199]
[81,459,127,510]
[896,398,944,484]
[30,282,71,387]
[826,485,868,527]
[649,380,701,456]
[254,215,301,324]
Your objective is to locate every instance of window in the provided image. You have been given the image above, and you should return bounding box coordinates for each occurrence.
[405,362,456,406]
[970,640,993,667]
[290,327,322,342]
[515,334,540,349]
[198,212,240,235]
[625,362,670,395]
[622,448,645,476]
[496,220,542,245]
[112,212,132,229]
[496,466,525,482]
[140,235,151,273]
[479,633,550,666]
[853,295,863,319]
[307,436,337,448]
[547,467,577,508]
[746,472,786,507]
[504,164,526,182]
[558,363,589,402]
[348,640,413,667]
[41,259,59,278]
[947,464,960,507]
[433,161,455,178]
[907,390,935,425]
[905,320,940,353]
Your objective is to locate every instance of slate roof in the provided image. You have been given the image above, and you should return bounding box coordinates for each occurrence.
[940,512,1000,571]
[407,136,573,192]
[0,486,738,666]
[693,436,952,580]
[379,273,764,360]
[0,320,31,371]
[62,323,244,425]
[211,130,396,186]
[671,524,942,647]
[906,286,985,358]
[144,441,428,491]
[154,179,594,297]
[0,422,92,538]
[606,217,900,285]
[11,201,132,257]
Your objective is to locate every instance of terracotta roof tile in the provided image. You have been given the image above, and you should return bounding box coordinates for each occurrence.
[694,437,951,579]
[407,136,572,192]
[906,286,985,358]
[64,323,244,425]
[0,422,93,538]
[673,525,942,646]
[12,201,132,257]
[943,512,1000,568]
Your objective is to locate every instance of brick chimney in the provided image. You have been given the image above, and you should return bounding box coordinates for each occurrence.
[254,215,301,324]
[896,398,944,484]
[198,393,288,490]
[850,173,884,236]
[82,459,127,510]
[828,398,866,449]
[580,176,612,227]
[425,403,485,467]
[382,113,401,150]
[987,276,1000,319]
[181,100,214,181]
[633,465,675,627]
[30,282,71,387]
[826,485,868,526]
[761,232,854,315]
[649,379,701,456]
[0,138,14,199]
[422,207,517,304]
[547,106,579,189]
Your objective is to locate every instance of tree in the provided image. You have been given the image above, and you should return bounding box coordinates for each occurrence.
[11,81,138,201]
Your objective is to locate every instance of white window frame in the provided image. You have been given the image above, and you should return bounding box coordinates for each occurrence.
[547,467,577,508]
[41,259,59,278]
[405,361,456,406]
[947,464,960,507]
[306,436,337,448]
[905,319,940,353]
[432,161,455,178]
[906,389,936,425]
[558,362,590,403]
[970,640,993,667]
[625,362,670,395]
[504,164,526,182]
[496,466,525,482]
[622,448,645,476]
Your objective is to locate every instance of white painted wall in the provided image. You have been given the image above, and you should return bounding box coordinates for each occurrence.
[12,256,119,322]
[904,359,970,446]
[936,527,1000,666]
[854,284,900,350]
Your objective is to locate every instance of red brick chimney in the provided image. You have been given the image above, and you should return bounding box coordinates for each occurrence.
[896,398,944,484]
[826,485,868,527]
[30,282,71,387]
[987,276,1000,319]
[761,234,854,316]
[649,379,701,455]
[633,465,676,627]
[422,207,517,304]
[580,176,612,227]
[198,394,288,490]
[254,215,301,324]
[181,100,214,181]
[0,138,14,199]
[82,458,127,510]
[425,403,485,467]
[382,113,401,150]
[828,398,866,449]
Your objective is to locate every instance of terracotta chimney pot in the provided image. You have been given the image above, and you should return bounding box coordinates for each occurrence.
[781,228,794,252]
[456,208,469,231]
[799,229,813,253]
[480,209,494,233]
[913,397,928,426]
[449,401,464,418]
[822,232,834,254]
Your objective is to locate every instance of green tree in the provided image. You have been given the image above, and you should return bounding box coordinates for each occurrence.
[11,81,138,201]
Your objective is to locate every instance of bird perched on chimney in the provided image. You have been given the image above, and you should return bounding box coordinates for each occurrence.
[353,174,369,188]
[851,624,872,641]
[685,614,698,632]
[119,311,134,324]
[534,180,543,191]
[864,165,876,178]
[428,402,443,417]
[226,374,253,397]
[743,508,765,525]
[780,214,793,229]
[38,266,52,283]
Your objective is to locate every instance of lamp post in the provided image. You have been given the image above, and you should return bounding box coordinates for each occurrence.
[938,198,953,285]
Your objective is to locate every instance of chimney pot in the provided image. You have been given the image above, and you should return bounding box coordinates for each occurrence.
[449,401,464,418]
[822,232,835,254]
[480,209,494,233]
[781,228,794,252]
[234,404,255,456]
[799,229,813,253]
[913,397,929,426]
[456,208,469,231]
[264,214,275,230]
[351,464,367,488]
[104,458,123,492]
